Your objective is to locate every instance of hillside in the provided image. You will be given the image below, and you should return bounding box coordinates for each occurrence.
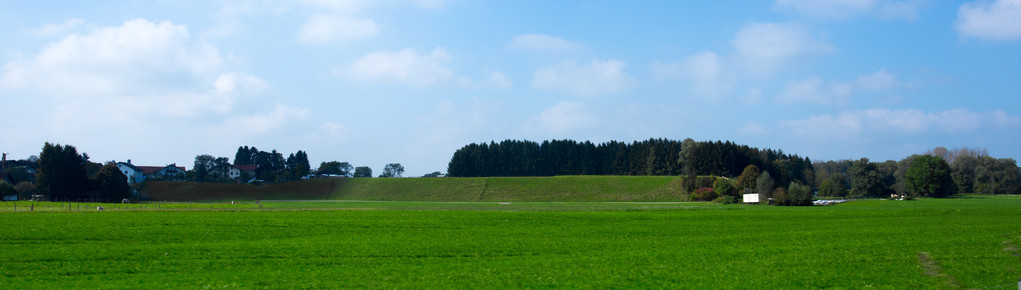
[141,176,689,202]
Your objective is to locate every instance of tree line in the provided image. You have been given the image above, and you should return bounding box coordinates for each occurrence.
[447,138,814,186]
[1,143,130,202]
[814,147,1020,198]
[0,142,410,201]
[447,139,1020,202]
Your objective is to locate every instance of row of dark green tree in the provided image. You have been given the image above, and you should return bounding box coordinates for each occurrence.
[9,143,131,202]
[814,147,1020,198]
[448,140,1020,200]
[447,139,814,187]
[190,146,404,183]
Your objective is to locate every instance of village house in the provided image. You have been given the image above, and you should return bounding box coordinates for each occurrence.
[116,160,186,184]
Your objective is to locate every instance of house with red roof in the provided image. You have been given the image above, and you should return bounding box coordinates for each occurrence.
[116,160,186,184]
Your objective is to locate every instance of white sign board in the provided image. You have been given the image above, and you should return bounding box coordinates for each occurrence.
[743,193,759,204]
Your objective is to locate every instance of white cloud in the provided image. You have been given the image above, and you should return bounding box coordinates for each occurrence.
[855,68,900,91]
[31,18,85,37]
[956,0,1021,41]
[2,18,231,105]
[510,34,582,52]
[744,88,764,105]
[410,0,453,9]
[992,110,1021,125]
[738,121,769,135]
[341,47,454,87]
[778,77,852,104]
[214,103,310,135]
[779,69,904,104]
[778,112,864,139]
[457,72,512,89]
[652,51,733,98]
[683,51,731,97]
[779,108,1010,139]
[732,22,834,73]
[525,101,597,134]
[531,59,634,96]
[773,0,923,20]
[297,14,378,44]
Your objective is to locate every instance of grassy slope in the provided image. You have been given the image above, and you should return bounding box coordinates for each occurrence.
[141,179,335,201]
[143,176,689,202]
[1,196,1019,288]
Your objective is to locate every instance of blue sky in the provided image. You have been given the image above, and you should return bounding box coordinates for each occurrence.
[2,0,1020,176]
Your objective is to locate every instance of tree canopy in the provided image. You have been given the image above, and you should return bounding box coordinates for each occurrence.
[380,163,405,178]
[36,142,90,201]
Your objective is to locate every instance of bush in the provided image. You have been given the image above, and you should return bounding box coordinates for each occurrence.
[691,187,717,202]
[712,195,737,204]
[786,183,813,206]
[0,181,16,200]
[713,178,737,198]
[772,187,788,205]
[14,182,36,200]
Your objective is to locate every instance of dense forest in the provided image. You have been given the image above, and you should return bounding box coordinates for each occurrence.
[448,139,1020,198]
[447,139,814,187]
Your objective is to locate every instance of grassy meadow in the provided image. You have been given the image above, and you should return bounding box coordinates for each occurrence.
[141,176,689,202]
[1,196,1019,288]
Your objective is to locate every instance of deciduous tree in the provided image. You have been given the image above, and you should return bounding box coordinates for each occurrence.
[849,158,882,197]
[354,166,372,178]
[380,163,405,178]
[97,163,131,201]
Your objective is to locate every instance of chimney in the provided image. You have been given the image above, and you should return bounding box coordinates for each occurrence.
[127,159,131,165]
[1,153,6,172]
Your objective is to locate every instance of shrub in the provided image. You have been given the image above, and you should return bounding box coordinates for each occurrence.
[713,178,737,198]
[14,182,36,200]
[786,183,813,206]
[691,187,717,202]
[713,195,737,204]
[772,187,788,205]
[0,181,16,200]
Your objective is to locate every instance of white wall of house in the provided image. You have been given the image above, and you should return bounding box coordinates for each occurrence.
[116,163,144,184]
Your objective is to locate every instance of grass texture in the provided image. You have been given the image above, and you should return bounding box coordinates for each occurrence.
[1,195,1019,288]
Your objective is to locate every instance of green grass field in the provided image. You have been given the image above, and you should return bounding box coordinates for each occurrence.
[2,196,1019,288]
[142,176,689,202]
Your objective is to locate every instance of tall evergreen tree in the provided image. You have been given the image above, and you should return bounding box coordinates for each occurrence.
[36,142,90,201]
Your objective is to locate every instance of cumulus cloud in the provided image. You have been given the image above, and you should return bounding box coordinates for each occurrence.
[31,18,85,37]
[778,77,852,104]
[855,68,900,91]
[744,88,764,105]
[0,18,316,163]
[341,47,454,87]
[213,103,310,135]
[773,0,924,20]
[956,0,1021,41]
[510,34,583,52]
[738,121,769,135]
[531,59,634,96]
[778,108,1011,139]
[1,18,236,112]
[779,69,905,104]
[652,51,732,97]
[297,14,378,44]
[457,72,512,89]
[731,22,834,73]
[525,101,597,134]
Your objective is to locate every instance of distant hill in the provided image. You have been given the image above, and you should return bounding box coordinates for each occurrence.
[141,176,689,202]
